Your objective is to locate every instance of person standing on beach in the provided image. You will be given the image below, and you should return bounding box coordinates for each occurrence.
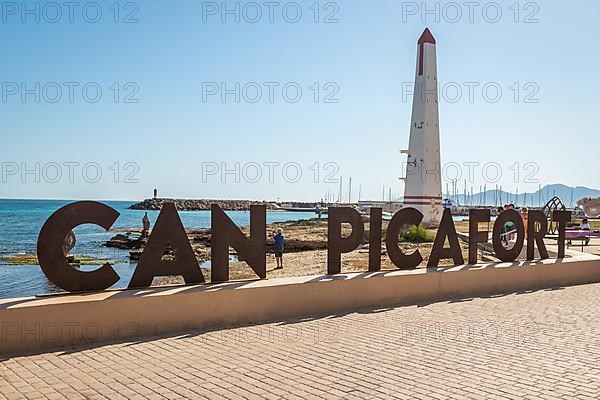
[273,228,285,269]
[142,212,151,239]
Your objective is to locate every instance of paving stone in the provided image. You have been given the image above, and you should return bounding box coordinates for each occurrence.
[2,283,600,399]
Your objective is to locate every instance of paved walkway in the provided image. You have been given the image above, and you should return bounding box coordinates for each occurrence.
[2,283,600,399]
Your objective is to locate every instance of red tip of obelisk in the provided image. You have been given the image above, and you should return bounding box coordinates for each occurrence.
[418,28,436,45]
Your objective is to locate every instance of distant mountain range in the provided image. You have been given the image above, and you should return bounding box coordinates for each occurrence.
[444,184,600,208]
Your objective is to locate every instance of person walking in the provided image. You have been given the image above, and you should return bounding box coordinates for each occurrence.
[273,228,285,269]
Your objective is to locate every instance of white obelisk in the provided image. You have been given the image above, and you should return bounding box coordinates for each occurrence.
[401,28,442,225]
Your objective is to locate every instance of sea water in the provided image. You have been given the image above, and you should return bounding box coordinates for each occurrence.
[0,199,316,299]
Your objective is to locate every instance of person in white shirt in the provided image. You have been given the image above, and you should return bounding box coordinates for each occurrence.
[581,218,591,230]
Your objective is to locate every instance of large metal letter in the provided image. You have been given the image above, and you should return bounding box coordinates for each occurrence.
[327,207,364,275]
[368,208,382,271]
[468,209,490,264]
[492,209,525,262]
[211,204,266,282]
[385,208,424,269]
[527,210,549,260]
[552,210,571,259]
[428,208,464,268]
[37,201,120,292]
[128,202,205,288]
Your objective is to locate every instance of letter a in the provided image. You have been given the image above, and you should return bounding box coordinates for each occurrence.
[428,208,464,268]
[128,202,205,288]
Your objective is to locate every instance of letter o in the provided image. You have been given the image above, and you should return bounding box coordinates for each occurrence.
[482,2,502,23]
[82,82,102,103]
[442,2,462,23]
[442,161,462,182]
[42,82,62,103]
[42,2,62,22]
[42,162,62,183]
[282,162,302,183]
[82,2,102,23]
[482,82,502,103]
[442,82,462,103]
[492,209,524,261]
[83,162,102,183]
[242,162,262,183]
[282,2,302,23]
[242,2,262,22]
[483,162,502,183]
[242,82,262,103]
[282,82,302,103]
[43,323,62,342]
[83,323,102,341]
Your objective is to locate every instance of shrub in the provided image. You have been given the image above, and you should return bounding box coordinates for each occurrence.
[399,224,435,243]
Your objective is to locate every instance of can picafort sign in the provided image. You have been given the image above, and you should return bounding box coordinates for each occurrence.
[36,201,573,293]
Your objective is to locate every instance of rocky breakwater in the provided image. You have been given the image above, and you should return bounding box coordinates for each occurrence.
[104,218,335,264]
[128,198,279,211]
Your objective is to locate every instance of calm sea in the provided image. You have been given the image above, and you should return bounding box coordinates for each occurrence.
[0,199,316,299]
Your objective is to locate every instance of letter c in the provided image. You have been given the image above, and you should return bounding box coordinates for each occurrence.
[37,201,120,292]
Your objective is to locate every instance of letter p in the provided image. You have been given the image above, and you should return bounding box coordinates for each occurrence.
[402,2,419,23]
[202,82,219,103]
[2,162,19,183]
[202,162,219,183]
[2,82,19,103]
[327,207,364,275]
[2,2,18,23]
[202,2,219,22]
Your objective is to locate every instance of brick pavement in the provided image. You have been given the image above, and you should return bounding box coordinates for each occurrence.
[2,283,600,399]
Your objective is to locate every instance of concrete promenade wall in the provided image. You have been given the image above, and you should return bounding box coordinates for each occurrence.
[2,255,600,355]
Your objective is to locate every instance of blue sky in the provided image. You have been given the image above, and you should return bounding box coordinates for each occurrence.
[0,0,598,201]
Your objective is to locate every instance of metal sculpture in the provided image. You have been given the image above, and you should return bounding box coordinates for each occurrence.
[542,196,566,235]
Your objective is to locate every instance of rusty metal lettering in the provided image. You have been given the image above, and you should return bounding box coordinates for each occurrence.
[527,210,549,260]
[468,209,490,264]
[552,210,572,259]
[37,201,120,292]
[492,210,525,262]
[368,208,383,271]
[327,207,364,275]
[428,208,464,268]
[128,202,205,288]
[385,208,424,269]
[211,204,266,282]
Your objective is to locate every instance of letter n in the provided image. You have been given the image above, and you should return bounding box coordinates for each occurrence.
[128,202,205,288]
[211,204,266,282]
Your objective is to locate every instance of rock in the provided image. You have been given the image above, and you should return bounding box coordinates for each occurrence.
[127,198,279,211]
[105,234,144,250]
